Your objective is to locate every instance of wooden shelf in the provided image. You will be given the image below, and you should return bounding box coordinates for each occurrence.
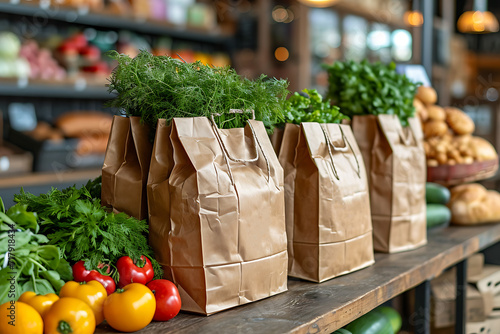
[0,1,232,44]
[0,168,101,189]
[0,78,113,99]
[95,223,500,333]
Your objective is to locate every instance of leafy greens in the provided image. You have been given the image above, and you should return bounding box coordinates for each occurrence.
[106,50,289,133]
[284,89,348,124]
[324,60,418,126]
[0,200,72,304]
[14,178,162,278]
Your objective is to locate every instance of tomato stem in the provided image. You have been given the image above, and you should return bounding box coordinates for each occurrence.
[116,288,125,294]
[57,320,73,334]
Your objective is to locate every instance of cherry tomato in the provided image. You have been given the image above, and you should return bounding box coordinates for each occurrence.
[147,279,182,321]
[59,280,107,325]
[116,255,154,288]
[103,283,156,332]
[44,297,95,334]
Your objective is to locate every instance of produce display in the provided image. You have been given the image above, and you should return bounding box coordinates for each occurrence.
[415,85,498,167]
[0,176,182,332]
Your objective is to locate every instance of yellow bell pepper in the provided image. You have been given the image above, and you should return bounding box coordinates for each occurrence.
[0,301,43,334]
[103,283,156,332]
[59,280,107,325]
[18,291,59,319]
[44,297,95,334]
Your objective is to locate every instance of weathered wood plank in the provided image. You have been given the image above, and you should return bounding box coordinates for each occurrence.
[95,223,500,334]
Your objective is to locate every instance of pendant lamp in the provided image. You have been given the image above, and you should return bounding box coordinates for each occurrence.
[457,0,499,33]
[296,0,338,8]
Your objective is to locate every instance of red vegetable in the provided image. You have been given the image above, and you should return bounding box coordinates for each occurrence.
[146,279,181,321]
[72,261,116,295]
[116,255,154,288]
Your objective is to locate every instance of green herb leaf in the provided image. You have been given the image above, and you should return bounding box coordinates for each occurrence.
[106,50,289,133]
[324,60,419,126]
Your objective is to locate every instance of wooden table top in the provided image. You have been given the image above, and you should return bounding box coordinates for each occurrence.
[95,223,500,334]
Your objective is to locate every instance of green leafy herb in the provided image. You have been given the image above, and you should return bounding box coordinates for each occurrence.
[324,60,418,126]
[0,202,71,304]
[284,89,349,124]
[106,50,289,133]
[14,179,162,279]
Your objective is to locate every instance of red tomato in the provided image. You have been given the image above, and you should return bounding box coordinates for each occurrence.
[146,279,181,321]
[116,255,154,288]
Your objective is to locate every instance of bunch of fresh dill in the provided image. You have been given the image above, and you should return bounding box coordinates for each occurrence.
[106,50,290,132]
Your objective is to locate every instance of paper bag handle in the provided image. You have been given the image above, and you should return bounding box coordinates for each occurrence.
[210,110,270,184]
[397,126,414,146]
[320,124,361,180]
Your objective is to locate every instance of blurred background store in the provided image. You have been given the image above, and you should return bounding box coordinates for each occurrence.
[0,0,499,202]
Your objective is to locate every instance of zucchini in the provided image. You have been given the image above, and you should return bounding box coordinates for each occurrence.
[344,310,393,334]
[332,329,352,334]
[427,203,451,229]
[375,306,402,333]
[426,182,450,205]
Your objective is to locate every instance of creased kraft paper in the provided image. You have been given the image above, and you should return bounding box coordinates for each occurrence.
[148,117,288,315]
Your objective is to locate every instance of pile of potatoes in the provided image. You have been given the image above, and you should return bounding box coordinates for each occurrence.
[414,86,497,167]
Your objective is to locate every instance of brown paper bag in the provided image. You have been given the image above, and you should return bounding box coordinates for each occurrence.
[352,114,427,253]
[101,116,152,220]
[148,115,288,315]
[279,122,374,282]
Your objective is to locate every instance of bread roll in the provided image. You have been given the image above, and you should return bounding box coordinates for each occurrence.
[469,137,498,161]
[416,86,438,105]
[449,183,500,225]
[55,111,113,138]
[427,105,446,121]
[445,107,475,135]
[423,120,448,138]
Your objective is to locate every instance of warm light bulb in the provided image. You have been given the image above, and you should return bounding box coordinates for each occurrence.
[296,0,338,8]
[404,11,424,26]
[275,47,289,61]
[457,10,499,33]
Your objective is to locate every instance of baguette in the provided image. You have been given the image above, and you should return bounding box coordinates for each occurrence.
[55,111,113,138]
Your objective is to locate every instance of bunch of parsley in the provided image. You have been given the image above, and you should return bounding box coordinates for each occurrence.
[14,178,162,278]
[324,60,418,126]
[284,89,348,124]
[106,50,289,133]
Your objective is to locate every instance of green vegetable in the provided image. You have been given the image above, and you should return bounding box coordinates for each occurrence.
[324,60,418,126]
[106,50,289,133]
[426,204,451,229]
[14,178,162,279]
[284,89,349,124]
[376,306,402,333]
[343,306,400,334]
[426,182,451,205]
[0,202,71,304]
[332,329,352,334]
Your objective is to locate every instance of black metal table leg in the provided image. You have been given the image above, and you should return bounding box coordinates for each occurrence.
[414,280,431,334]
[455,259,468,334]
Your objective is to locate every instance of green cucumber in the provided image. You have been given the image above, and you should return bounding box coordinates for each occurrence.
[344,309,393,334]
[427,203,451,228]
[376,306,402,333]
[426,182,451,205]
[332,329,352,334]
